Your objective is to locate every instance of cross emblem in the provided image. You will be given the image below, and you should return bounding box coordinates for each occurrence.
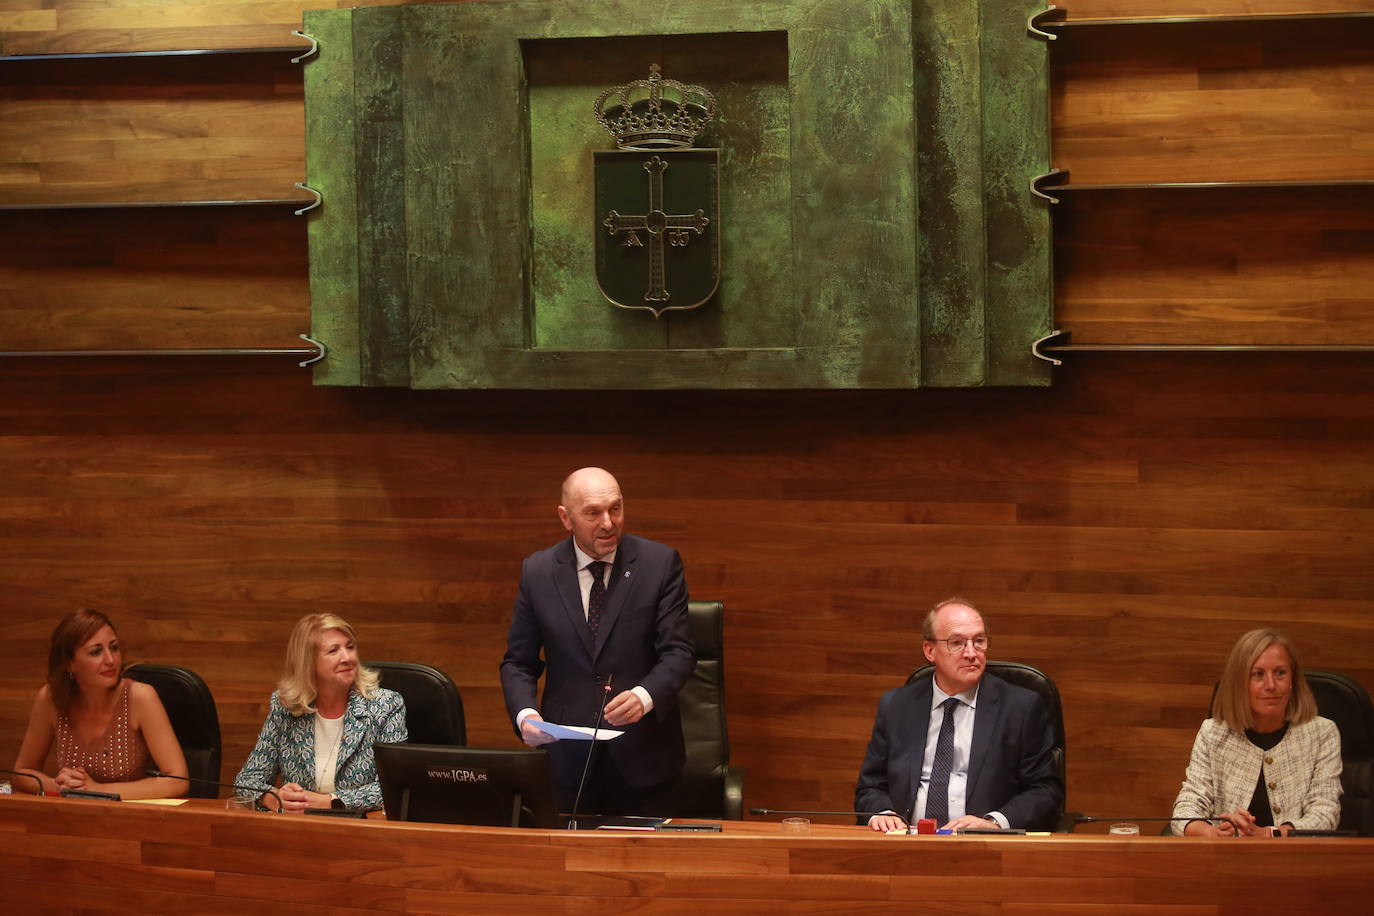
[602,156,710,304]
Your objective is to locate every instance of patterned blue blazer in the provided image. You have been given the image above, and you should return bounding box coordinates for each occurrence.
[233,688,407,808]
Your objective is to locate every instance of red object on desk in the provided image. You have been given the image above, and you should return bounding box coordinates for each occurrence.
[915,818,937,834]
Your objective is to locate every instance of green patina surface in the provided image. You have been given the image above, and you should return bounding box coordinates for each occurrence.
[304,0,1051,389]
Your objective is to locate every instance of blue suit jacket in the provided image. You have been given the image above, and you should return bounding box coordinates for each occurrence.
[854,673,1064,830]
[499,534,695,788]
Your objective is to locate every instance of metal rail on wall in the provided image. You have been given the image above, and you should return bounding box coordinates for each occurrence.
[1031,331,1374,367]
[0,336,328,369]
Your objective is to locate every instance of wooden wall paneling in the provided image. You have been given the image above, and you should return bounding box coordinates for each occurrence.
[0,53,306,205]
[1051,17,1374,183]
[0,207,309,349]
[0,1,382,56]
[1054,187,1374,344]
[1,355,1372,823]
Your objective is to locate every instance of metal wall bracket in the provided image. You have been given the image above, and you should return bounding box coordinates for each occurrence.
[290,31,318,64]
[1031,169,1068,204]
[1031,329,1068,366]
[1028,5,1066,40]
[298,334,327,368]
[293,182,322,216]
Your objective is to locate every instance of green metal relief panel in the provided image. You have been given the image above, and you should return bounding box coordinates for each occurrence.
[403,4,531,390]
[303,0,1052,388]
[354,7,410,387]
[303,9,360,387]
[788,0,918,386]
[914,0,986,387]
[981,0,1053,387]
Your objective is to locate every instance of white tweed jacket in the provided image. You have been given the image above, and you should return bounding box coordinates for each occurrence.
[1171,716,1342,831]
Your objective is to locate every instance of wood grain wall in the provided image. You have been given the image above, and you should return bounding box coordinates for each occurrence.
[2,0,1373,824]
[1,355,1371,820]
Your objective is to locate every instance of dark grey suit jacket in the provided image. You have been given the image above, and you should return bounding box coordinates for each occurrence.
[853,672,1064,829]
[500,533,695,789]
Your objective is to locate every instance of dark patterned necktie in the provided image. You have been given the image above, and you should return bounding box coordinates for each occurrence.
[924,697,959,825]
[586,561,607,635]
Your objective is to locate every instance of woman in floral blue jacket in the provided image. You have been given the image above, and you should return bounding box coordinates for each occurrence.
[234,613,407,811]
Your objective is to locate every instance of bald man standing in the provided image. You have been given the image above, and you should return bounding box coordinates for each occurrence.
[500,468,695,817]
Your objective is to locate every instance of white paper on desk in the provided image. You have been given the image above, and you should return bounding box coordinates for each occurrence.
[528,720,624,741]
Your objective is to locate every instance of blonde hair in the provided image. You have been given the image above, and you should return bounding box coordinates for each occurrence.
[276,613,380,716]
[1211,628,1318,733]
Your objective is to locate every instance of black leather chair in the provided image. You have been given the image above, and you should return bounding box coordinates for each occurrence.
[1305,671,1373,836]
[906,660,1070,831]
[368,661,467,746]
[125,663,221,798]
[671,600,745,819]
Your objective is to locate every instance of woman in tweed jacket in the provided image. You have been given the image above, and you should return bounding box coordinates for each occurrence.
[234,613,407,811]
[1172,628,1341,837]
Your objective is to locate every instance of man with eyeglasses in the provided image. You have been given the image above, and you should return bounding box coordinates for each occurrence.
[855,598,1063,832]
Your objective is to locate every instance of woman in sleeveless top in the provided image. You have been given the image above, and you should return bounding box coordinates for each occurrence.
[12,608,188,799]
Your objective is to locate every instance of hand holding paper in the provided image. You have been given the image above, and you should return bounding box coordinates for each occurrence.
[527,719,624,742]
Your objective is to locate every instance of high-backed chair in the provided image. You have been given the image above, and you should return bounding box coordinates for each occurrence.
[125,663,221,798]
[672,600,744,819]
[1302,671,1372,836]
[368,661,466,746]
[906,660,1070,831]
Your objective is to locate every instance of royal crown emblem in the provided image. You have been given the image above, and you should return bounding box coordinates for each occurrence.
[592,65,721,318]
[593,64,718,151]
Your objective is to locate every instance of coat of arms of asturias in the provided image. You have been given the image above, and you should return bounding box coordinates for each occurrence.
[593,65,720,319]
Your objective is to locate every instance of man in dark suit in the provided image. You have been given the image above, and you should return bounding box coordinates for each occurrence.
[855,598,1063,832]
[500,467,695,815]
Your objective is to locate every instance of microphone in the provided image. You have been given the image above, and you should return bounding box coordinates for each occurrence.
[752,808,892,818]
[60,788,122,801]
[147,769,284,813]
[1074,815,1214,824]
[0,766,119,800]
[567,673,614,830]
[0,767,48,795]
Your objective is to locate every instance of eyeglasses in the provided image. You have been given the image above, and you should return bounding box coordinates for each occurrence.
[929,635,988,654]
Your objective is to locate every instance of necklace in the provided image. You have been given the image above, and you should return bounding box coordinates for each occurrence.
[315,713,345,792]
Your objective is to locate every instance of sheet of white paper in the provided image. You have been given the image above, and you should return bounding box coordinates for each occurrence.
[528,720,624,741]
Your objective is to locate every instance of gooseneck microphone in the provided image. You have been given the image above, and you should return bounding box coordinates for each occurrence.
[567,673,614,830]
[147,769,284,812]
[0,766,120,800]
[0,767,48,795]
[1074,815,1213,824]
[752,807,888,818]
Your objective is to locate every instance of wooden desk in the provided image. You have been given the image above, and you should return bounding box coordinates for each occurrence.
[0,795,1368,914]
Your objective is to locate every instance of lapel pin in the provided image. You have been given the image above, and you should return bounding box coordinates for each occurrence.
[623,570,631,578]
